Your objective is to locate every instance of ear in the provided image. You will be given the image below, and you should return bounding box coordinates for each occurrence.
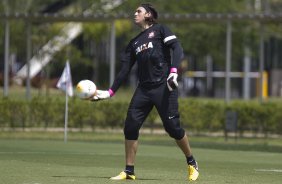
[144,11,151,18]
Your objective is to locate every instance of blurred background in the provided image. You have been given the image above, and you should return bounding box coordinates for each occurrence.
[1,0,282,99]
[0,0,282,136]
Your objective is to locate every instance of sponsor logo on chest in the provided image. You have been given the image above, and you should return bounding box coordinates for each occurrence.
[148,31,155,38]
[135,42,153,55]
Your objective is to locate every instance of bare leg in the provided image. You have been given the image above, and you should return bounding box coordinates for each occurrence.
[125,139,138,165]
[175,134,193,157]
[110,139,138,180]
[177,135,199,181]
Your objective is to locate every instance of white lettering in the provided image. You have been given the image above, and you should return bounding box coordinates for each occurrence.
[148,42,153,48]
[135,42,153,55]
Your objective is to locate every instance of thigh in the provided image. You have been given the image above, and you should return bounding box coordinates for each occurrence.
[152,84,184,139]
[152,83,179,121]
[125,87,154,126]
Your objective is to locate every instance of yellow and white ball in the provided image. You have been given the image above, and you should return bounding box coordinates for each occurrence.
[76,80,97,99]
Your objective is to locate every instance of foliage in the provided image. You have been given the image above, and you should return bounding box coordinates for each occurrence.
[1,97,282,136]
[179,98,225,132]
[227,100,282,135]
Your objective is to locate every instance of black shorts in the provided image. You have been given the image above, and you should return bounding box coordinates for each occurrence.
[123,82,185,140]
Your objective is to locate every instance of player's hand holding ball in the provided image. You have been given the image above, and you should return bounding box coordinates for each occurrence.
[167,72,178,91]
[92,90,111,101]
[75,79,113,101]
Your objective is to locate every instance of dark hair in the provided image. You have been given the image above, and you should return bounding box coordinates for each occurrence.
[140,3,158,25]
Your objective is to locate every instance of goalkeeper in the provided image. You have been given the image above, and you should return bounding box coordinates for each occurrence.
[93,3,199,181]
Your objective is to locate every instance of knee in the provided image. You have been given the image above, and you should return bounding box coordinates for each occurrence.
[124,125,139,140]
[163,119,185,140]
[123,113,141,140]
[165,127,185,140]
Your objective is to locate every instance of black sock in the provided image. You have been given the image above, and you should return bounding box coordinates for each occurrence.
[125,165,134,175]
[186,155,196,165]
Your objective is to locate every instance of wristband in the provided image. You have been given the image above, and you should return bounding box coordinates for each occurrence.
[170,68,177,73]
[108,89,115,97]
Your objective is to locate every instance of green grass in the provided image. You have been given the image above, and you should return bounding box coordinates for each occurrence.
[1,131,282,152]
[0,132,282,184]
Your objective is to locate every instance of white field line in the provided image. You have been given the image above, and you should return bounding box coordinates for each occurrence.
[254,169,282,173]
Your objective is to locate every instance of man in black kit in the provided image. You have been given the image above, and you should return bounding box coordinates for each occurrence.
[92,3,199,181]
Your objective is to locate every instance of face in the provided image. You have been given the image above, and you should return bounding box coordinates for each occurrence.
[134,7,150,26]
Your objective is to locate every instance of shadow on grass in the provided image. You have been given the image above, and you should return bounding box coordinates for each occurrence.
[52,175,160,181]
[52,175,109,179]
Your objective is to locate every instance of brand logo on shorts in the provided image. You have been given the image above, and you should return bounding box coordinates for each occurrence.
[168,116,175,120]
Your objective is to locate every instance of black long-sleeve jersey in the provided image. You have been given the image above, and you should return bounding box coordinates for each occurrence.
[110,24,183,93]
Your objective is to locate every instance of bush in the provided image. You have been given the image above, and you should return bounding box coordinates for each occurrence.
[179,99,225,132]
[0,97,281,135]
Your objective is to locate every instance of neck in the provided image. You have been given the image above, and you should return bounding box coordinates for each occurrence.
[141,23,153,31]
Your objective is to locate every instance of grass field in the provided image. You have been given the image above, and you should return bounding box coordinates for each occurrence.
[0,132,282,184]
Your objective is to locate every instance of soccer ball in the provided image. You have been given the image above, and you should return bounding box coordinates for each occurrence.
[76,80,97,99]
